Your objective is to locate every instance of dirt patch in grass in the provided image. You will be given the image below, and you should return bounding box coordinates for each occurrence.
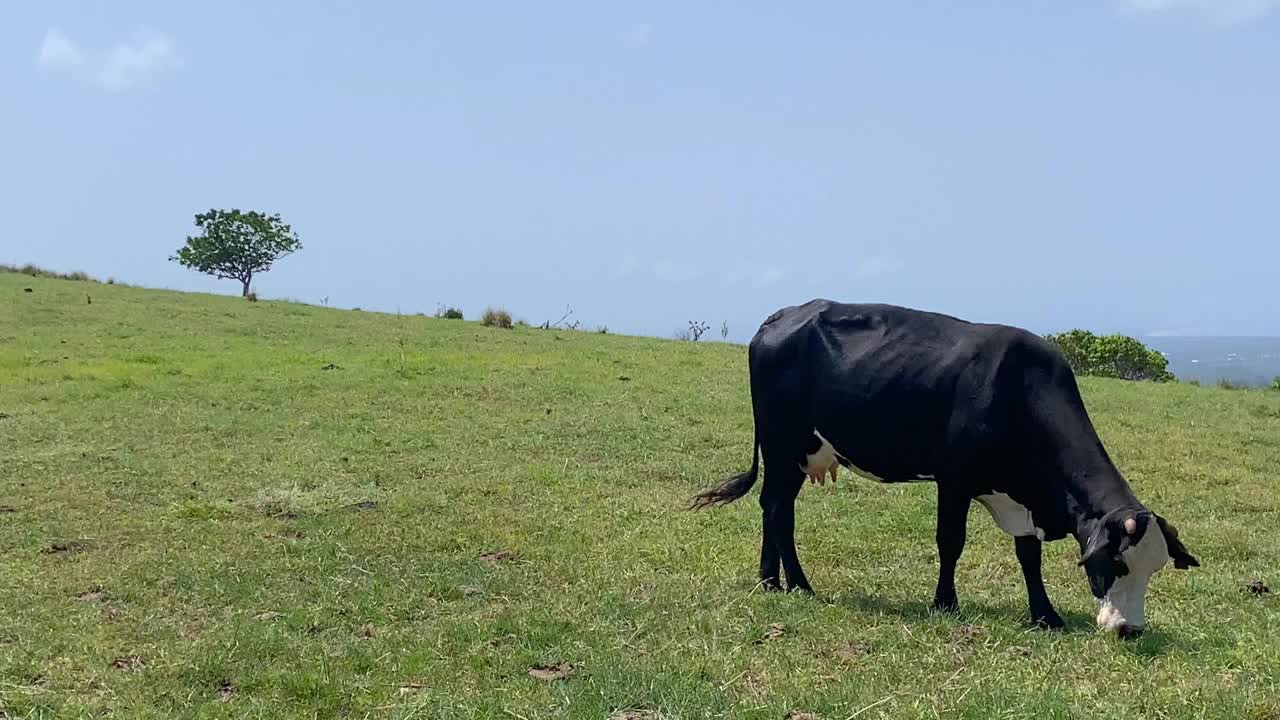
[45,540,92,555]
[479,549,516,565]
[111,655,145,671]
[528,662,575,681]
[832,641,872,662]
[754,623,786,644]
[1247,580,1270,595]
[950,624,986,644]
[216,679,236,702]
[75,586,109,602]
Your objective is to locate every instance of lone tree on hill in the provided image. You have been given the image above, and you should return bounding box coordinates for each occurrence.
[171,209,301,296]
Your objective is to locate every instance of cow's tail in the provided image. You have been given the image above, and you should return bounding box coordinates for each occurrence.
[688,433,761,511]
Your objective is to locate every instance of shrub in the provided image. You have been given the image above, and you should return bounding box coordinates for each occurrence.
[682,320,710,342]
[435,304,464,320]
[596,325,609,334]
[481,307,513,329]
[246,290,259,302]
[1272,377,1280,392]
[1,263,99,283]
[1043,329,1175,383]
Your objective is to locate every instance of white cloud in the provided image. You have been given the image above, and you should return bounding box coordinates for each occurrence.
[97,28,181,92]
[622,23,653,49]
[853,257,903,281]
[37,26,180,92]
[39,28,85,69]
[1116,0,1280,23]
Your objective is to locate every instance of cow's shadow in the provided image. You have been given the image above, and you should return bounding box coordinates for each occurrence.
[821,589,1177,654]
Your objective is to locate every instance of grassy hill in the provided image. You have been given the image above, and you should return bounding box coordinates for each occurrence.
[3,271,1280,719]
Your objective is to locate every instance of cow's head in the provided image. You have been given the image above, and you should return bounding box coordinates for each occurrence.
[1079,510,1199,637]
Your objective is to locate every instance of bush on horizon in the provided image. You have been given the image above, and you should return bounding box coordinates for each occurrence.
[1044,329,1175,383]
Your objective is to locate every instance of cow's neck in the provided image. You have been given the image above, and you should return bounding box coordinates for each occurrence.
[1057,444,1145,543]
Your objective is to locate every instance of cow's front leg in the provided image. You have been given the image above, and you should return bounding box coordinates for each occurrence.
[1014,536,1065,629]
[931,486,970,613]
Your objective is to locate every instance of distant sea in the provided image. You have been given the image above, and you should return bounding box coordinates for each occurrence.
[1142,336,1280,387]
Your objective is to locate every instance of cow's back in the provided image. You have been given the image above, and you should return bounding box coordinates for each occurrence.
[746,300,1049,480]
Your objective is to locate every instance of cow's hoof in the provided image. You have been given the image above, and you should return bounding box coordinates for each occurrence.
[760,578,784,592]
[1030,611,1066,630]
[787,583,816,596]
[931,597,960,614]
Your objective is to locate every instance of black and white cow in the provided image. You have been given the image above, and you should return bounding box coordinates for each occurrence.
[690,299,1199,637]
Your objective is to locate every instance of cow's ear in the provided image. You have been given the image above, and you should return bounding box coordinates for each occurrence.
[1156,514,1200,570]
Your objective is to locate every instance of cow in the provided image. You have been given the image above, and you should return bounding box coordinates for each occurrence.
[689,299,1199,637]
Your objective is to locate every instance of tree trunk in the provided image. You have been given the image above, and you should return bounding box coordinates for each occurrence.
[241,275,252,297]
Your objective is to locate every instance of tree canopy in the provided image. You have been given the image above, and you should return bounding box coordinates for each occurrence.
[171,209,301,296]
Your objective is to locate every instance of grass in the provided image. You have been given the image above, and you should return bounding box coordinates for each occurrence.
[3,273,1280,719]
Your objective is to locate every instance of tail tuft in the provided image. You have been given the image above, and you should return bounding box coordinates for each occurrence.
[687,469,759,510]
[687,437,761,511]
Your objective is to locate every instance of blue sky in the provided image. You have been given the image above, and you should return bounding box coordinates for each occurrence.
[3,1,1278,341]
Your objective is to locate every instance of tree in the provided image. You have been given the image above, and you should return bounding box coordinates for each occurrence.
[1043,329,1175,383]
[171,209,301,296]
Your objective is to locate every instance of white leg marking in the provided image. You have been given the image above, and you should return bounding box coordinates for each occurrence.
[976,493,1046,540]
[1096,523,1170,632]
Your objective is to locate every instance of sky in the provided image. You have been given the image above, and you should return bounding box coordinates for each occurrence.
[2,1,1278,342]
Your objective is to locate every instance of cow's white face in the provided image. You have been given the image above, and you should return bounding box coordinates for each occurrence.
[1093,522,1169,634]
[1081,511,1199,637]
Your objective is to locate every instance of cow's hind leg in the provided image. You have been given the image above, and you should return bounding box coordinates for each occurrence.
[758,491,782,591]
[1014,536,1065,629]
[760,458,812,594]
[931,485,970,613]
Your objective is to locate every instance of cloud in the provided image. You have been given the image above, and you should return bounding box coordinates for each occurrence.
[39,28,85,69]
[622,23,653,49]
[1115,0,1280,23]
[853,257,903,281]
[97,29,181,92]
[37,26,180,92]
